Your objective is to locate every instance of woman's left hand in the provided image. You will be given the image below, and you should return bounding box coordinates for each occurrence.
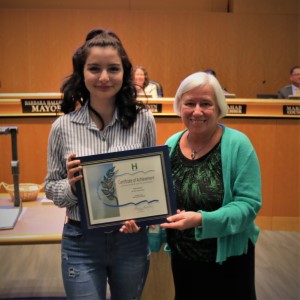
[160,211,202,230]
[119,220,140,233]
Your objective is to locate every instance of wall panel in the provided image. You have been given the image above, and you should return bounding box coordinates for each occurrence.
[0,0,228,10]
[231,0,299,14]
[0,4,299,97]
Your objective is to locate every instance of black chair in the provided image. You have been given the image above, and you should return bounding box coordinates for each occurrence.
[149,80,164,97]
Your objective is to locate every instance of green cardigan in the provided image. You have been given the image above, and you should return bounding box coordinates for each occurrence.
[165,124,262,263]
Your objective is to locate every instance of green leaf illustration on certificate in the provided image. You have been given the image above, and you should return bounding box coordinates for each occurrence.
[82,155,169,225]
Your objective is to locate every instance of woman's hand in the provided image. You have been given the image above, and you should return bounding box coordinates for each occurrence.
[160,211,202,230]
[67,153,83,195]
[119,220,140,233]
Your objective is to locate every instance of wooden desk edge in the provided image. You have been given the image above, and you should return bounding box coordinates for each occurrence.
[0,233,62,245]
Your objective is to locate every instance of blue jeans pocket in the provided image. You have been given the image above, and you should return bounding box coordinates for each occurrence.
[62,223,84,240]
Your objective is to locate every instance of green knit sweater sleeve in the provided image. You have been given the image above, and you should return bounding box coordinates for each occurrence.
[195,125,262,240]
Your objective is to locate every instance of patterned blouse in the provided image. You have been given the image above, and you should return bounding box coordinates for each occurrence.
[45,102,157,221]
[167,136,224,262]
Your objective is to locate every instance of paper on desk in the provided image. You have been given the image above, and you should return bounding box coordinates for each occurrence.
[0,206,23,230]
[40,197,54,205]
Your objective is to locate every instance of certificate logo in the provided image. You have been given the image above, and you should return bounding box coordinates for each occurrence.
[131,163,138,171]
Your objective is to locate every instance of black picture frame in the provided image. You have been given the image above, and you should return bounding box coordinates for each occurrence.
[74,145,176,233]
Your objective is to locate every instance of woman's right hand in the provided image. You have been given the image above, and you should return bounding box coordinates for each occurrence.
[66,153,83,195]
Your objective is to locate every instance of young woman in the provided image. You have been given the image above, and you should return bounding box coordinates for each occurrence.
[45,29,157,300]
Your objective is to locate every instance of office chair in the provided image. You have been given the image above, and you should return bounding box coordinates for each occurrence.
[149,80,164,97]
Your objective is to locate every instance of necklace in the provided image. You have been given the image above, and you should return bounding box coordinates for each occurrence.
[88,102,104,131]
[186,129,216,160]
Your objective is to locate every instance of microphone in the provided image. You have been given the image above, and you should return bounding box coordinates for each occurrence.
[0,126,22,230]
[0,126,17,135]
[0,126,21,207]
[256,80,277,99]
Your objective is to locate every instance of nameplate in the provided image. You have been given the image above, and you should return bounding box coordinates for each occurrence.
[145,104,162,113]
[21,99,62,113]
[227,104,247,114]
[283,105,300,115]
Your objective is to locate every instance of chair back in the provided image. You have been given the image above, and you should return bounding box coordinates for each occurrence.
[149,80,164,97]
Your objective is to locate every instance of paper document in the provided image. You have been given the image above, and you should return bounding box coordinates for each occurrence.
[0,206,22,230]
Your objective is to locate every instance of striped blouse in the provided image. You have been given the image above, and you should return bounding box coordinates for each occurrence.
[45,102,157,221]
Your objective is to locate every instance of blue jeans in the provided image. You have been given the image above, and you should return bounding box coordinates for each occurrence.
[61,223,150,300]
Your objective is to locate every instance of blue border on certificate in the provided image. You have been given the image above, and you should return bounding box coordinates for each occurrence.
[74,145,176,233]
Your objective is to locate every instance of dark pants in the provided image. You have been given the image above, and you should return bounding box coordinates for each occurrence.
[171,241,256,300]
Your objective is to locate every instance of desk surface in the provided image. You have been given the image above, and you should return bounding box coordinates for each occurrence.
[0,193,65,245]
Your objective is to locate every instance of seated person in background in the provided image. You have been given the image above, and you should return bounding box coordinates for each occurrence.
[204,69,233,97]
[133,66,159,98]
[277,65,300,99]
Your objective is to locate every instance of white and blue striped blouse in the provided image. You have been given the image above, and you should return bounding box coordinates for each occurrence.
[45,102,157,221]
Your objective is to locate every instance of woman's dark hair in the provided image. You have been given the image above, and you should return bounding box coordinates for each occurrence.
[60,28,145,129]
[133,65,150,88]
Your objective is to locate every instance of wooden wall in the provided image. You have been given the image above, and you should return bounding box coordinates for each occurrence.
[0,0,299,98]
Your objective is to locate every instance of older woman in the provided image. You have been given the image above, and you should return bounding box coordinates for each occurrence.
[160,72,262,300]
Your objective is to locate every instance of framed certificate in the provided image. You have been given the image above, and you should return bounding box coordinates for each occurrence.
[74,145,176,233]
